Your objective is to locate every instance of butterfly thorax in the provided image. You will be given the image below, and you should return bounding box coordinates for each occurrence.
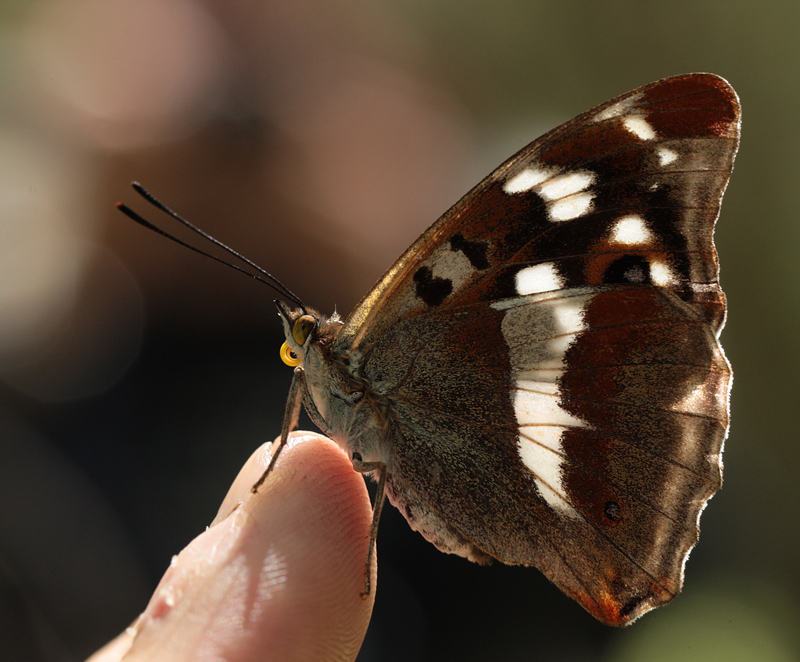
[278,303,395,472]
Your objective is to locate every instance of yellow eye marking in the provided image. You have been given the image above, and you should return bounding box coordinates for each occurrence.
[280,342,301,367]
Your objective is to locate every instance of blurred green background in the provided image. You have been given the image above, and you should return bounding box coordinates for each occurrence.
[1,0,797,660]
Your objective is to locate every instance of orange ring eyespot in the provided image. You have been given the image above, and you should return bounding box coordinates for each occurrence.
[280,342,301,367]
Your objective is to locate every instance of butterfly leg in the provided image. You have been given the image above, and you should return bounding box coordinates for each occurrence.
[251,368,304,494]
[352,454,388,598]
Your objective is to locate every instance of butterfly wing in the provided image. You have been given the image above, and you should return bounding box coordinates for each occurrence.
[337,73,737,349]
[336,74,739,625]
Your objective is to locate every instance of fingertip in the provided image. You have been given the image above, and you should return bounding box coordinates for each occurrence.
[123,432,375,662]
[239,432,377,657]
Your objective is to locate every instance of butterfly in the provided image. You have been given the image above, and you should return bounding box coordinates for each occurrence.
[120,73,739,626]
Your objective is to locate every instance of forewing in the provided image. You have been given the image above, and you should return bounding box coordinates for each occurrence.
[336,73,739,351]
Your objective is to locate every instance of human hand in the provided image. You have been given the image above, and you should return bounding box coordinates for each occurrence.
[87,431,375,662]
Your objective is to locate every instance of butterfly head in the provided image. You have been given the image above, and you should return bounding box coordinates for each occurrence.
[276,300,342,368]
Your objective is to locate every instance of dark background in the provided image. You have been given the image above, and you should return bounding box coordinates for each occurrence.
[1,1,797,660]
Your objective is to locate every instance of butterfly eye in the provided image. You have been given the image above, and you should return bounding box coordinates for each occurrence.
[280,341,301,367]
[292,314,316,346]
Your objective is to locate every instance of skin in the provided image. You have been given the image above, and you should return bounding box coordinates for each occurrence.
[87,432,375,662]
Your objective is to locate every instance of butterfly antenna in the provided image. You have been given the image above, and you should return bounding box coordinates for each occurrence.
[116,182,305,309]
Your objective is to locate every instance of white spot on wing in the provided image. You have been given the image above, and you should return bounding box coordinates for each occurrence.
[545,301,585,358]
[504,166,555,194]
[494,293,589,517]
[518,431,577,515]
[504,164,596,223]
[538,171,595,201]
[650,260,677,286]
[549,192,593,221]
[593,94,642,122]
[553,301,585,335]
[657,146,678,165]
[623,115,656,140]
[515,263,563,295]
[417,243,477,298]
[610,215,652,245]
[514,388,582,517]
[493,294,588,368]
[514,385,584,430]
[522,424,564,453]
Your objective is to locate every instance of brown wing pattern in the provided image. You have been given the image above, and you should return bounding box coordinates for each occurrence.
[345,74,739,625]
[336,73,738,351]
